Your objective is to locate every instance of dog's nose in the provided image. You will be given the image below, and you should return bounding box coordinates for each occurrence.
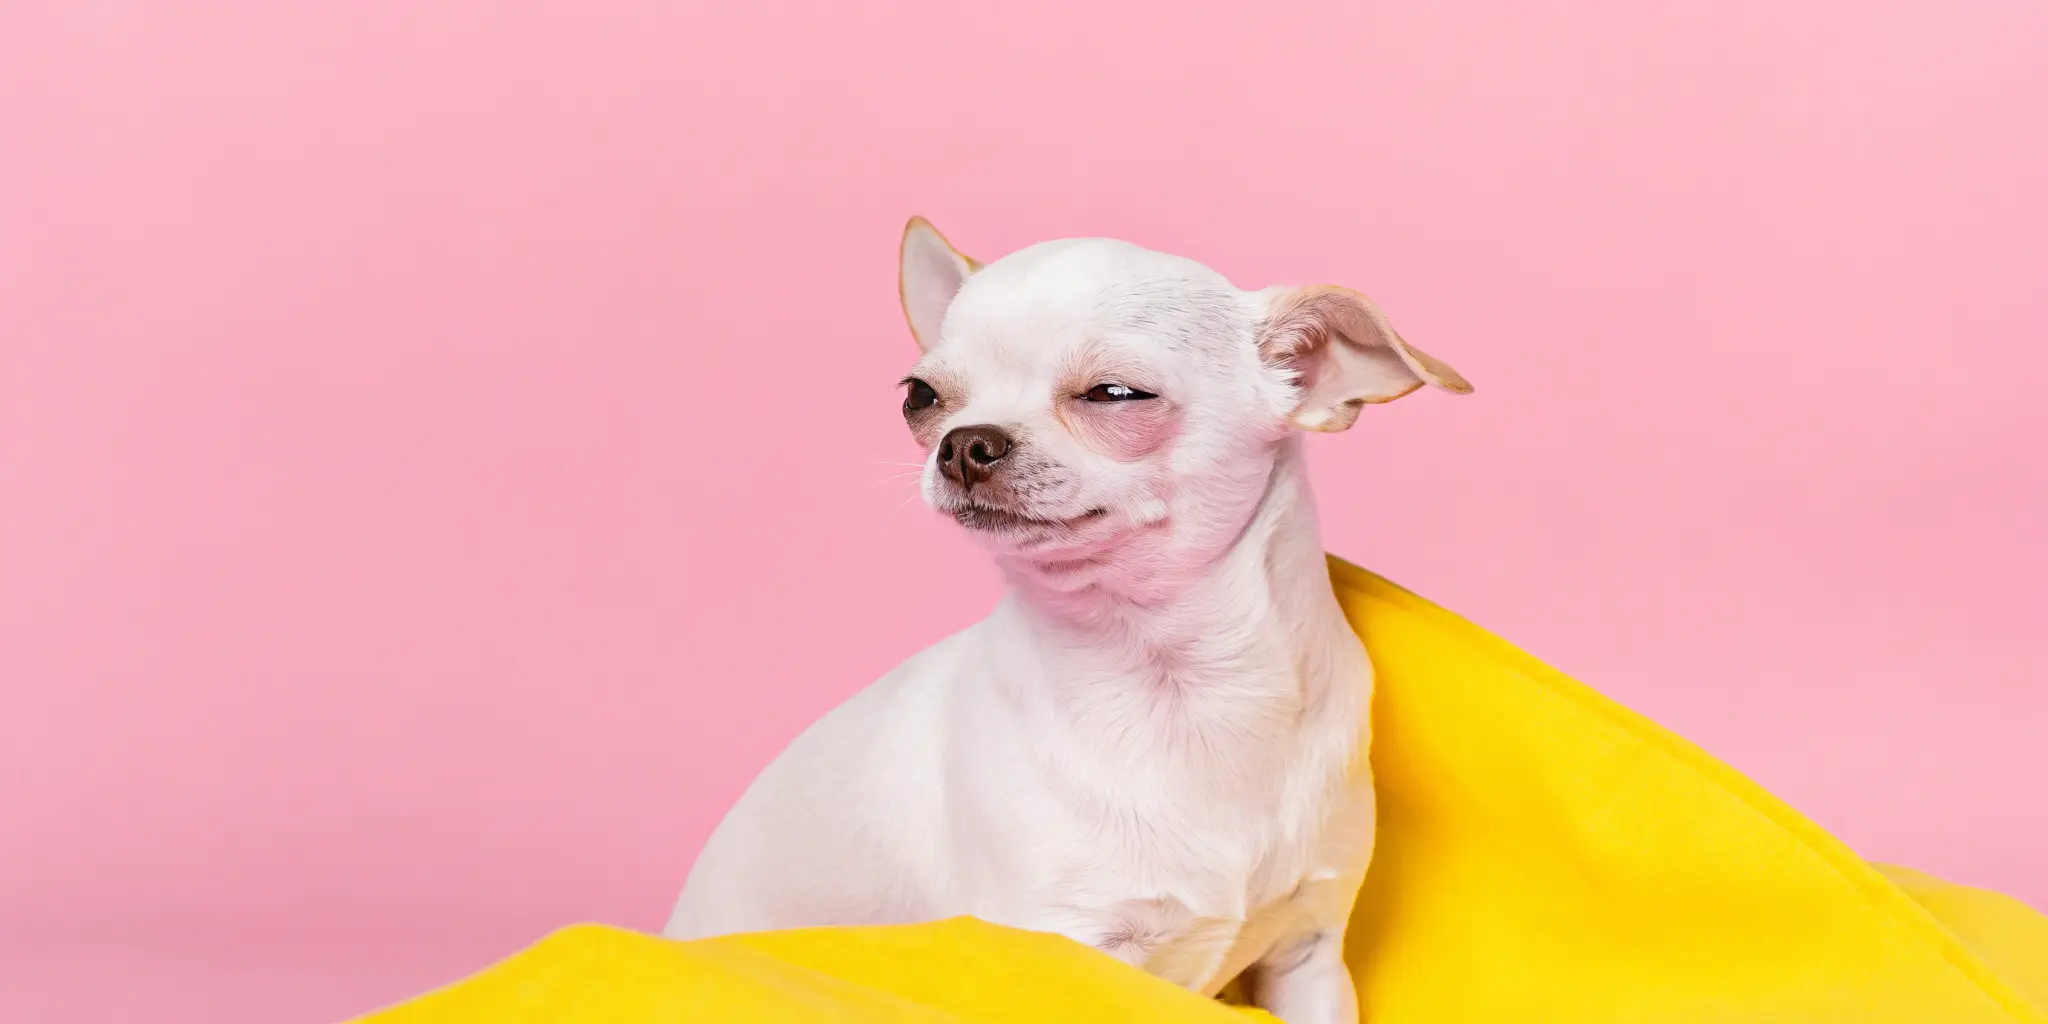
[937,425,1013,489]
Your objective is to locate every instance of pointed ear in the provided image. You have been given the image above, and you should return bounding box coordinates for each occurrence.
[898,216,981,350]
[1255,285,1473,432]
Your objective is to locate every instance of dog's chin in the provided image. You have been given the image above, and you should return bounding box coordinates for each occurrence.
[948,503,1108,538]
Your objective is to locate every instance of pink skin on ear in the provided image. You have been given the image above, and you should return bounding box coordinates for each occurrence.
[1259,286,1472,432]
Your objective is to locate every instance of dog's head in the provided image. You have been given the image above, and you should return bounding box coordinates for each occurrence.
[896,217,1470,588]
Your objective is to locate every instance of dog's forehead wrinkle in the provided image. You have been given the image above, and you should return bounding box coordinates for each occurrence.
[1102,292,1243,353]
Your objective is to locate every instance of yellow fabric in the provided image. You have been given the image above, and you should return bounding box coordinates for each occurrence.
[359,918,1274,1023]
[1333,558,2044,1022]
[355,558,2046,1023]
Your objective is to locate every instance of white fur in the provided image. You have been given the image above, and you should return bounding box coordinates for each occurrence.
[665,223,1469,1023]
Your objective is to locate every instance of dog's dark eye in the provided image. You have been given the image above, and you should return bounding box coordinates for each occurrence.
[902,377,939,415]
[1082,383,1157,402]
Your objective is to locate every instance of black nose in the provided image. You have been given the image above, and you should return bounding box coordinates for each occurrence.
[937,425,1013,489]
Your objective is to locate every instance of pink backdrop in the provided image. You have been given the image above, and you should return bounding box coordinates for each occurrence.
[3,0,2044,1020]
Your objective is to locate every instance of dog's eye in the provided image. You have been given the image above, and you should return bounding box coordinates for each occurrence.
[1082,383,1157,402]
[902,377,939,415]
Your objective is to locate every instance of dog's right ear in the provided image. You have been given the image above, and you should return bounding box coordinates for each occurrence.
[898,216,980,351]
[1255,285,1473,432]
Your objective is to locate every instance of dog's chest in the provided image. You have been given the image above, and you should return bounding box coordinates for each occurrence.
[1036,699,1372,995]
[1040,766,1369,997]
[990,607,1375,993]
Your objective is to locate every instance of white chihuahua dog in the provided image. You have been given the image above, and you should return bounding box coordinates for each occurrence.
[665,219,1470,1023]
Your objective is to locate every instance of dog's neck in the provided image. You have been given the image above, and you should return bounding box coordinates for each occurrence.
[992,440,1355,715]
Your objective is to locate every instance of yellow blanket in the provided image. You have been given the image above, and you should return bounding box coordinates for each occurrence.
[357,558,2046,1022]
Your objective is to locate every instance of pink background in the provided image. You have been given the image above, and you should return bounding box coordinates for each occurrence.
[3,0,2044,1020]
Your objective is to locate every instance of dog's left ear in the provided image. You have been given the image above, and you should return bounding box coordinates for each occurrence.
[1255,285,1473,432]
[899,216,981,351]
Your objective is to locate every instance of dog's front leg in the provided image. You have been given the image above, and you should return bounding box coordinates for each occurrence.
[1246,930,1358,1024]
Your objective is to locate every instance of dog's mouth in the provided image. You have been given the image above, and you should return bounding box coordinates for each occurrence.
[949,503,1107,533]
